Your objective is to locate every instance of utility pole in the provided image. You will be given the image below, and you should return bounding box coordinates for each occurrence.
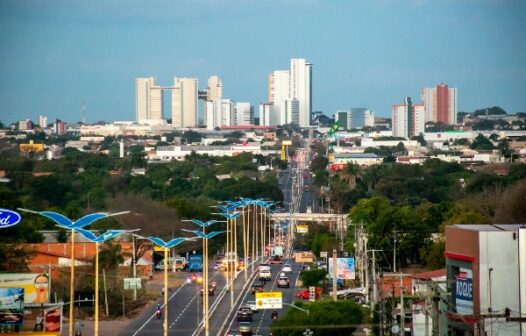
[393,231,397,273]
[400,274,405,336]
[332,249,338,301]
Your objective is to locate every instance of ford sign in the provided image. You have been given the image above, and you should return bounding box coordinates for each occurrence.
[0,209,22,228]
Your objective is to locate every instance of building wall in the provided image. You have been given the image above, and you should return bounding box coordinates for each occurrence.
[290,58,312,127]
[272,70,290,125]
[235,102,253,125]
[172,78,198,128]
[136,77,163,122]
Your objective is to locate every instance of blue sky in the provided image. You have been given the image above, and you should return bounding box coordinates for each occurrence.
[0,0,525,124]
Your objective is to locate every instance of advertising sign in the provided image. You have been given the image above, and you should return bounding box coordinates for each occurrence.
[0,273,50,304]
[255,291,282,309]
[309,286,316,302]
[455,268,473,315]
[328,257,355,280]
[296,225,308,234]
[124,278,142,290]
[0,209,22,229]
[0,288,24,325]
[44,305,63,332]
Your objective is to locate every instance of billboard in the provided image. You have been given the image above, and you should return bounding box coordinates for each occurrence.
[0,273,50,304]
[328,257,355,280]
[44,305,63,332]
[455,268,473,315]
[0,288,24,325]
[296,225,308,233]
[255,291,282,309]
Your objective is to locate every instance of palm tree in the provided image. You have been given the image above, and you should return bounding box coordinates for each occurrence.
[338,163,362,190]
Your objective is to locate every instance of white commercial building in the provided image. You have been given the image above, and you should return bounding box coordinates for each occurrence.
[204,76,223,126]
[206,98,234,130]
[171,77,198,128]
[392,97,425,138]
[136,77,163,123]
[259,103,277,126]
[155,142,263,161]
[234,102,253,126]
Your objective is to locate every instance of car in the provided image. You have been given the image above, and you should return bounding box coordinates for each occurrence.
[238,321,252,335]
[297,287,321,300]
[259,269,271,281]
[251,283,264,295]
[282,264,292,273]
[191,273,203,284]
[270,256,282,264]
[237,307,253,322]
[245,300,259,313]
[258,263,270,271]
[277,276,290,288]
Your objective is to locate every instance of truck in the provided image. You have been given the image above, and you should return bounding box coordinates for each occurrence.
[155,257,186,271]
[187,255,203,272]
[271,245,284,258]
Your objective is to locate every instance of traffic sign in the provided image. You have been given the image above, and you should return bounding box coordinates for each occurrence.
[309,286,315,302]
[255,291,283,309]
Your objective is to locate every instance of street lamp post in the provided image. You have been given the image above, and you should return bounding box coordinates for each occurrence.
[215,212,241,309]
[144,237,195,336]
[74,228,137,336]
[18,209,128,336]
[182,228,224,336]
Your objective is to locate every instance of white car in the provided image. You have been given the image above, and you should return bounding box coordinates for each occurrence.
[282,264,292,273]
[245,300,259,313]
[259,269,271,281]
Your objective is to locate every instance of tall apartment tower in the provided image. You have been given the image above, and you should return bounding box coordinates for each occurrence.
[290,58,312,127]
[206,98,233,130]
[392,97,425,139]
[204,76,223,127]
[136,77,163,122]
[171,78,198,128]
[38,115,47,129]
[421,83,458,125]
[267,58,312,127]
[234,102,253,125]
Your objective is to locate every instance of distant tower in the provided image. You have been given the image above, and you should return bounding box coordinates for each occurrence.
[119,141,124,158]
[81,99,87,124]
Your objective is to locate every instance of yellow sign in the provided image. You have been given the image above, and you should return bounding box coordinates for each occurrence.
[282,140,292,146]
[296,225,308,233]
[255,291,282,309]
[154,246,165,252]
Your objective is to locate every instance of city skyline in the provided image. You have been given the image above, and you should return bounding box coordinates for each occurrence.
[1,0,525,125]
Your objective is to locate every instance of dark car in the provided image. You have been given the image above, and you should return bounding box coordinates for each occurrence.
[251,283,264,295]
[237,306,253,322]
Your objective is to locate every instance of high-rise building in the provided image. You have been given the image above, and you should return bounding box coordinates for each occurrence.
[268,58,312,127]
[171,78,198,128]
[268,70,290,125]
[421,83,457,125]
[335,111,350,130]
[392,97,425,138]
[204,76,223,127]
[206,98,233,130]
[259,103,276,126]
[290,58,312,127]
[136,77,163,122]
[234,102,253,125]
[365,110,375,127]
[54,119,66,135]
[206,76,223,101]
[38,115,47,129]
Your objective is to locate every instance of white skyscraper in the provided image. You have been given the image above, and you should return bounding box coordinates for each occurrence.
[206,98,234,130]
[392,97,425,138]
[171,78,198,128]
[204,76,223,126]
[259,103,276,126]
[136,77,163,123]
[290,58,312,127]
[38,115,47,129]
[268,58,312,127]
[234,102,253,125]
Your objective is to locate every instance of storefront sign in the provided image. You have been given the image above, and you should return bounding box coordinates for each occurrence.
[455,268,473,315]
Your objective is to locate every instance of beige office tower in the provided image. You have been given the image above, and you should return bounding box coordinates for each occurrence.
[204,76,222,127]
[171,78,198,128]
[136,77,163,123]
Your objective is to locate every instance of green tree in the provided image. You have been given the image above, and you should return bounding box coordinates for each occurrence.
[98,242,127,271]
[299,269,327,287]
[271,300,363,336]
[470,134,494,150]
